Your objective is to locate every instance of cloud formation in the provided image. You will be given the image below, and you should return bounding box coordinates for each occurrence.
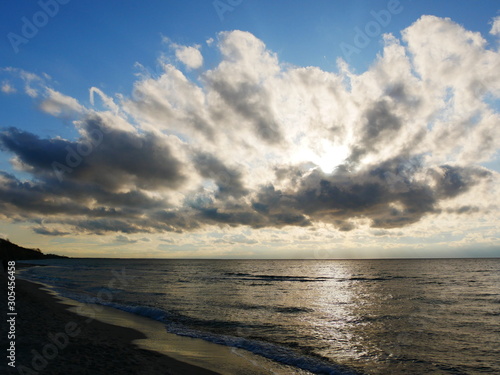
[0,16,499,237]
[490,16,500,36]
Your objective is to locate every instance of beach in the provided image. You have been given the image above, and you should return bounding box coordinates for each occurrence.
[1,274,219,375]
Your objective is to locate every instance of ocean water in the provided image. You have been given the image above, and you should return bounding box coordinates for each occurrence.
[19,258,500,374]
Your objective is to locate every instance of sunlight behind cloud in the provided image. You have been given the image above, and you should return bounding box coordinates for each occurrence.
[292,140,350,174]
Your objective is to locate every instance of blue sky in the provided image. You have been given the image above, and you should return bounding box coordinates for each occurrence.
[2,1,499,102]
[0,1,499,258]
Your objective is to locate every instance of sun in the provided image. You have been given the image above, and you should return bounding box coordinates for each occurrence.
[292,140,349,174]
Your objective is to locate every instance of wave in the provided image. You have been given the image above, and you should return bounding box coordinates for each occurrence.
[348,315,401,324]
[346,275,410,281]
[222,272,335,282]
[205,272,411,284]
[102,302,168,321]
[164,322,361,375]
[83,285,125,293]
[274,306,315,314]
[231,302,315,314]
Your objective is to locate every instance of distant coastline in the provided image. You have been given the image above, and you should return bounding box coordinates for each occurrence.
[0,238,68,262]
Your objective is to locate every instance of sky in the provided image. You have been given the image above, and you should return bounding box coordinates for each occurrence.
[0,0,499,258]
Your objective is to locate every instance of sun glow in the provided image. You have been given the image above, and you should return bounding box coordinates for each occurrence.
[293,140,349,174]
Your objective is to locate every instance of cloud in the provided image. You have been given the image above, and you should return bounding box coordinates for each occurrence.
[203,30,283,144]
[174,45,203,69]
[254,162,491,230]
[115,235,137,244]
[193,152,248,199]
[1,81,16,94]
[163,37,204,70]
[0,114,188,192]
[1,67,45,97]
[214,234,258,245]
[0,16,499,237]
[160,237,175,244]
[490,16,500,36]
[39,88,85,118]
[33,226,71,236]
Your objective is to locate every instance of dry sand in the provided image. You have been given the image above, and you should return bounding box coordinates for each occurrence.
[1,273,219,375]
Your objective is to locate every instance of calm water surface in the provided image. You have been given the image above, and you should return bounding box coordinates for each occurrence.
[20,258,500,374]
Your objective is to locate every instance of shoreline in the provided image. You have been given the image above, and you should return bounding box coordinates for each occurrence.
[1,275,220,375]
[2,267,308,375]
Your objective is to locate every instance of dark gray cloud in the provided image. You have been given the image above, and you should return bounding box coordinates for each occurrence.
[0,113,187,192]
[364,100,403,145]
[347,100,404,164]
[0,134,492,235]
[206,79,282,144]
[0,171,168,220]
[246,161,491,230]
[32,226,71,236]
[193,152,248,198]
[0,127,70,172]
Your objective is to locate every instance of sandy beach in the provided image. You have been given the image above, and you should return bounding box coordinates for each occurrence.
[1,273,219,375]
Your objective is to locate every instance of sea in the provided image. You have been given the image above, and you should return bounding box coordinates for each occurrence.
[18,258,500,374]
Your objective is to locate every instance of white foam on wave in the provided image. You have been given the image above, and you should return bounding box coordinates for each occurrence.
[163,322,357,375]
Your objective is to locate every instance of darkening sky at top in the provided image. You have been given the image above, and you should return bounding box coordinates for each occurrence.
[0,0,499,258]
